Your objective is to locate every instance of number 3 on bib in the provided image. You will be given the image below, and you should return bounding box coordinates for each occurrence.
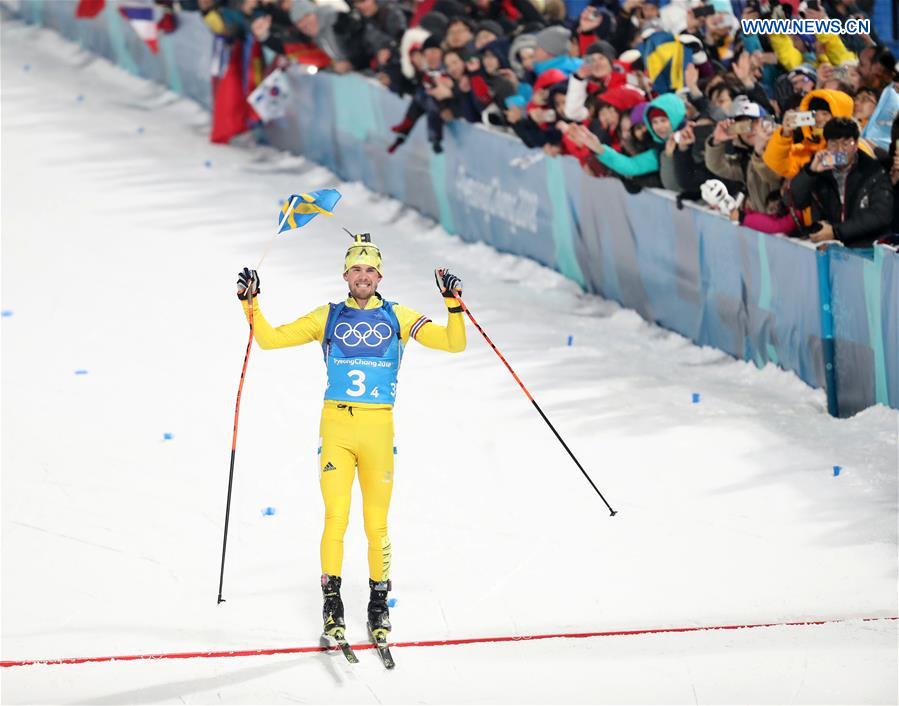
[346,370,366,397]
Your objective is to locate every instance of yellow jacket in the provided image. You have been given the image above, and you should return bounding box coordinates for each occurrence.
[241,293,466,408]
[762,89,854,178]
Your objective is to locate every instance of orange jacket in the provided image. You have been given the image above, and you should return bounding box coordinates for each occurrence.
[762,89,854,179]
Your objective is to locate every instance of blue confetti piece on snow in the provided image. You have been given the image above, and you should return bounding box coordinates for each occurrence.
[23,64,30,72]
[567,335,573,346]
[163,432,173,441]
[262,507,276,516]
[76,94,84,102]
[387,598,397,608]
[833,466,841,477]
[74,369,88,375]
[204,160,212,168]
[692,393,701,404]
[1,310,12,317]
[137,127,145,134]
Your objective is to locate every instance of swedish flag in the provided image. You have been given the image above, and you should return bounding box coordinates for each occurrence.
[278,189,342,234]
[639,31,692,95]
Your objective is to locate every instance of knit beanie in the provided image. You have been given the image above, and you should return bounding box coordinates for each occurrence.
[534,25,570,58]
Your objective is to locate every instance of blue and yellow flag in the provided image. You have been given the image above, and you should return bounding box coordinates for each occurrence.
[278,189,342,234]
[639,31,692,95]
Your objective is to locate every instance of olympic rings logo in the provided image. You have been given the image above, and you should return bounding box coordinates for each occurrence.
[333,321,393,347]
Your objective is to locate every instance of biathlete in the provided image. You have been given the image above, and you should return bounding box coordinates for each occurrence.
[236,233,465,645]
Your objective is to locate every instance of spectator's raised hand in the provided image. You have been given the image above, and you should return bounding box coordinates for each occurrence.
[804,4,826,19]
[750,51,764,71]
[575,60,591,80]
[427,82,453,100]
[753,119,774,153]
[684,63,700,94]
[569,124,603,153]
[566,122,585,145]
[528,107,556,123]
[677,123,695,150]
[712,119,735,144]
[332,61,353,74]
[498,68,519,89]
[810,149,834,173]
[733,50,754,87]
[816,62,834,86]
[781,110,797,135]
[664,135,677,156]
[376,48,392,67]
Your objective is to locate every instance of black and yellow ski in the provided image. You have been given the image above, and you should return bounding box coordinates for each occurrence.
[321,628,358,664]
[367,623,395,669]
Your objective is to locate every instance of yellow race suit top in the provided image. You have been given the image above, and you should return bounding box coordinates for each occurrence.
[242,293,466,410]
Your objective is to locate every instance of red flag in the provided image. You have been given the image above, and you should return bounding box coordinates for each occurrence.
[211,41,252,144]
[75,0,105,18]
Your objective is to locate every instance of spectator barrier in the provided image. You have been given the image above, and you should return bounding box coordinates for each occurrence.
[18,0,898,418]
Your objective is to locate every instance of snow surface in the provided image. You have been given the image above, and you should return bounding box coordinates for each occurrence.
[2,15,898,706]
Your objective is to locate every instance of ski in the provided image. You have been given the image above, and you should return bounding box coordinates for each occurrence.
[367,622,395,669]
[321,630,358,664]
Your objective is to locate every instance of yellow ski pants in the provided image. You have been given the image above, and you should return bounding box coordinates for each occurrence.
[318,403,394,582]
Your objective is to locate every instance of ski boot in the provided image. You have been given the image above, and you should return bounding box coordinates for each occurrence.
[366,579,392,639]
[367,579,394,667]
[321,574,346,639]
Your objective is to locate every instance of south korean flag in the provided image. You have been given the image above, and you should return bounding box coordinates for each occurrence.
[247,69,291,123]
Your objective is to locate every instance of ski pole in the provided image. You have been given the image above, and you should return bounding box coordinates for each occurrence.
[218,288,254,604]
[218,201,300,604]
[452,293,617,517]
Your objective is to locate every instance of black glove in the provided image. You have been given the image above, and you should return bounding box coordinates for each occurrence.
[435,267,462,298]
[236,267,261,300]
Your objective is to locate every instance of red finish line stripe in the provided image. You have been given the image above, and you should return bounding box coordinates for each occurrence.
[2,616,895,668]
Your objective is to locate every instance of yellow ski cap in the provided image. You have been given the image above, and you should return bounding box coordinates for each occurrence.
[344,232,383,275]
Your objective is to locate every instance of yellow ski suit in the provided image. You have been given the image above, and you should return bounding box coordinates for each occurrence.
[242,293,465,582]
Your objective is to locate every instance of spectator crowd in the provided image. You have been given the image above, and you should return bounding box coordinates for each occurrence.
[154,0,899,245]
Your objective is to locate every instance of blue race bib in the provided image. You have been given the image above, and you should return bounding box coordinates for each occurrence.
[322,301,403,405]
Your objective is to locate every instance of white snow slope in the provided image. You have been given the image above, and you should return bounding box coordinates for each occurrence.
[2,16,898,706]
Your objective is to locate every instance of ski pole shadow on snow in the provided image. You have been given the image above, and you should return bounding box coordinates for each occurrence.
[68,653,343,705]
